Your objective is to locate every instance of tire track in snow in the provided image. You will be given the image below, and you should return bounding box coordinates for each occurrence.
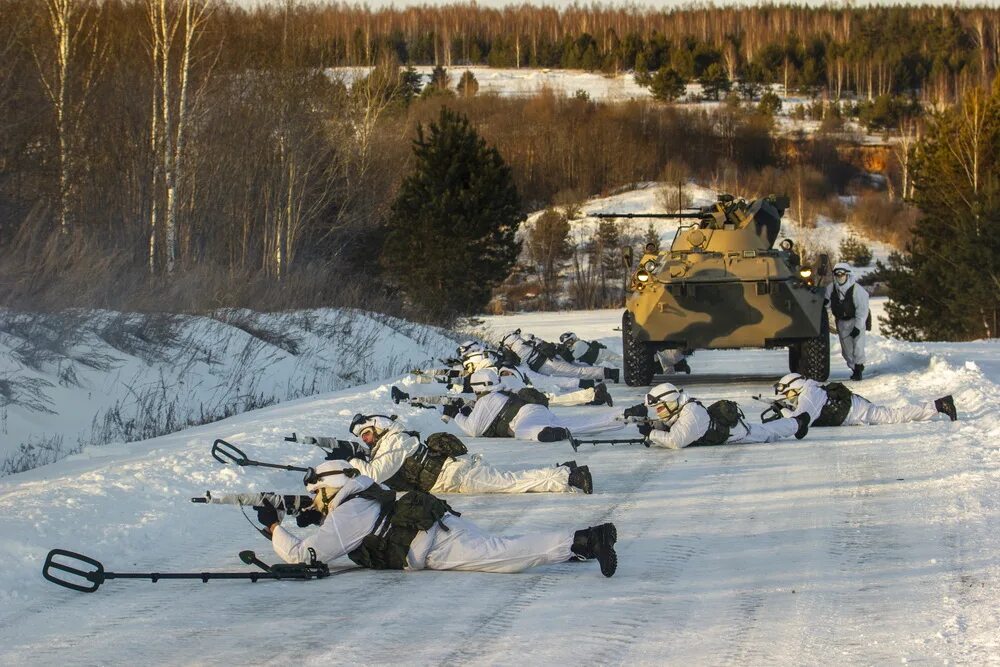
[437,444,675,667]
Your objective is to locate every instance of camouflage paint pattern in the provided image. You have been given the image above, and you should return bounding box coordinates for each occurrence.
[625,196,824,350]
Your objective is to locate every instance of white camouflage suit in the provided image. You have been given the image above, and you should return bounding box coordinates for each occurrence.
[272,475,574,573]
[781,379,943,426]
[647,400,801,449]
[497,370,600,407]
[454,390,620,441]
[345,424,574,494]
[506,334,608,381]
[825,268,870,371]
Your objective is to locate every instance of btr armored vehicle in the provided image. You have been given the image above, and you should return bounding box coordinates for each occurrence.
[602,194,830,386]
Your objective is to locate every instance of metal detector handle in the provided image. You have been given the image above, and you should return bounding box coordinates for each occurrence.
[43,549,105,593]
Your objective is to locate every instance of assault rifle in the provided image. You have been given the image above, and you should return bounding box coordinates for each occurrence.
[391,386,460,409]
[752,394,793,423]
[284,433,369,461]
[191,491,314,516]
[408,367,464,384]
[571,436,650,451]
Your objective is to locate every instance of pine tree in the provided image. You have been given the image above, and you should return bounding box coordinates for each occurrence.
[699,63,732,101]
[649,67,687,102]
[880,86,1000,341]
[458,70,479,97]
[381,108,522,319]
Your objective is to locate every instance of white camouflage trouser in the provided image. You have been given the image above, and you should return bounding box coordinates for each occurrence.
[540,357,607,381]
[836,320,866,369]
[548,387,596,407]
[423,515,574,573]
[727,417,800,444]
[655,349,689,374]
[433,456,573,494]
[844,396,941,425]
[510,404,624,441]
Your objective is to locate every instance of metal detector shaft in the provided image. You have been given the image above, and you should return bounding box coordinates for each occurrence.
[211,439,310,473]
[42,549,333,593]
[571,437,650,451]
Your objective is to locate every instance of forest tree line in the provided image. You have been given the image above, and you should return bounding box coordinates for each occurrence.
[0,0,989,336]
[77,2,1000,105]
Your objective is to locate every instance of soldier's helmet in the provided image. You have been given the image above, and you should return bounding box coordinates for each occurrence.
[644,382,687,423]
[774,373,807,400]
[470,368,503,394]
[559,332,578,345]
[349,413,398,444]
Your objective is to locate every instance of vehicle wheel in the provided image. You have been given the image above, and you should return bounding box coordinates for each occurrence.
[791,308,830,381]
[622,311,656,386]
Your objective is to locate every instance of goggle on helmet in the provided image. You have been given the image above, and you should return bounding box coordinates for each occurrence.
[348,413,397,440]
[559,332,578,344]
[773,373,806,400]
[645,383,685,420]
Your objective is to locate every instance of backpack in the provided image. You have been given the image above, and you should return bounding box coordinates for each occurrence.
[689,400,744,447]
[424,432,468,458]
[516,387,550,407]
[814,382,854,426]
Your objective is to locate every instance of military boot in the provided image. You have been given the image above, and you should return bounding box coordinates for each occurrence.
[538,427,570,442]
[604,368,621,384]
[590,382,613,407]
[568,465,593,494]
[794,413,811,439]
[850,364,864,381]
[673,359,691,374]
[934,395,957,421]
[572,523,618,577]
[390,386,410,404]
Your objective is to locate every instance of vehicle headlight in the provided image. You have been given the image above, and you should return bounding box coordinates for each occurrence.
[799,267,813,279]
[636,269,651,283]
[643,259,658,273]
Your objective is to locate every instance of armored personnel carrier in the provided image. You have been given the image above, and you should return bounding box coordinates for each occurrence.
[600,194,830,386]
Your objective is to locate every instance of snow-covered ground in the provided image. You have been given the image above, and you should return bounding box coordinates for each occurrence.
[1,307,998,664]
[0,308,457,475]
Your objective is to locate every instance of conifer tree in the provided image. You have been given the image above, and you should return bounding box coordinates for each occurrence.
[880,86,1000,341]
[381,108,522,318]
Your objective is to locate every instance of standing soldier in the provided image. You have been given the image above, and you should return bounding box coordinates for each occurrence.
[826,262,871,381]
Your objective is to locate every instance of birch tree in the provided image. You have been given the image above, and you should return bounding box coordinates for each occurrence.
[146,0,213,275]
[33,0,105,235]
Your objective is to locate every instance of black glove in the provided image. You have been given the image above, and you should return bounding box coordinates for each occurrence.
[623,404,649,419]
[850,327,860,338]
[295,509,324,528]
[459,405,473,417]
[256,501,280,529]
[636,423,653,437]
[324,439,366,461]
[442,402,461,418]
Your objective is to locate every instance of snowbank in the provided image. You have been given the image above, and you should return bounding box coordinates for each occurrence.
[0,308,457,475]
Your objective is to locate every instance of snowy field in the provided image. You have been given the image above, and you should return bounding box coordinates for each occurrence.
[1,307,998,664]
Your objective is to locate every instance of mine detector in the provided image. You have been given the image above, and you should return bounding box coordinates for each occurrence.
[599,194,831,386]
